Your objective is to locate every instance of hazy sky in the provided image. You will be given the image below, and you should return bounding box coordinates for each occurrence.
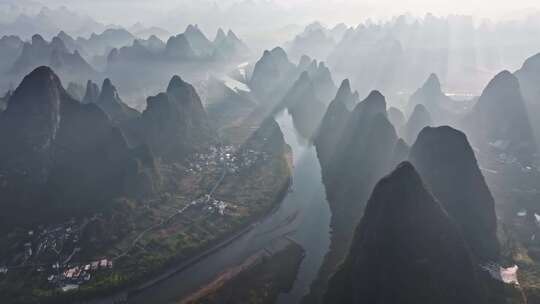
[8,0,540,29]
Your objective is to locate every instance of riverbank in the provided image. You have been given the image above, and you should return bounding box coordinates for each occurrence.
[0,105,293,304]
[126,169,293,300]
[87,120,293,304]
[180,240,305,304]
[120,111,332,304]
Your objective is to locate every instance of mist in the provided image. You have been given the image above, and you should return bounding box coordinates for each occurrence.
[6,0,540,30]
[2,1,540,303]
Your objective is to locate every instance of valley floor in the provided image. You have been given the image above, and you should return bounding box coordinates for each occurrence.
[0,106,293,304]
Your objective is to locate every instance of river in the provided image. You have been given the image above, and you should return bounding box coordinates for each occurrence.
[128,111,332,304]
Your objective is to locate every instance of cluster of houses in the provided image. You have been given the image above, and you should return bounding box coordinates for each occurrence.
[205,196,230,216]
[187,145,237,173]
[186,145,268,174]
[184,194,232,217]
[482,263,519,285]
[494,152,535,173]
[516,209,540,224]
[488,139,540,173]
[48,258,113,288]
[0,216,115,292]
[2,219,87,270]
[235,148,269,172]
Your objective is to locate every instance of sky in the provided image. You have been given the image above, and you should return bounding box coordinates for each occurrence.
[11,0,540,22]
[4,0,540,31]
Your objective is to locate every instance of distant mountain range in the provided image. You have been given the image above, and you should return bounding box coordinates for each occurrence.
[285,22,348,62]
[107,25,250,67]
[288,15,540,97]
[461,70,537,164]
[0,5,171,41]
[249,48,337,108]
[0,24,252,97]
[9,34,96,80]
[0,6,108,40]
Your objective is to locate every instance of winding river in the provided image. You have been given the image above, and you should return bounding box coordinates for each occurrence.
[129,111,332,304]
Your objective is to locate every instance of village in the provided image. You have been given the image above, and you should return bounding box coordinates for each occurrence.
[0,194,243,293]
[0,217,115,292]
[186,144,268,175]
[53,258,113,292]
[0,134,275,297]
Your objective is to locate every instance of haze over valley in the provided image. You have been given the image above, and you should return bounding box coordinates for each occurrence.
[2,1,540,303]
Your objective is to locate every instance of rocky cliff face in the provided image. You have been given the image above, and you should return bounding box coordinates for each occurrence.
[329,105,397,203]
[10,34,95,77]
[107,26,248,66]
[0,90,11,112]
[314,79,356,166]
[287,26,336,64]
[462,71,536,163]
[241,117,288,159]
[214,28,227,45]
[407,73,453,124]
[11,35,66,74]
[212,29,250,60]
[56,31,84,55]
[0,35,23,73]
[391,138,410,168]
[281,71,327,139]
[297,56,337,103]
[165,34,197,60]
[250,49,337,107]
[325,162,486,304]
[82,80,100,104]
[0,66,63,184]
[515,52,540,155]
[0,67,158,228]
[203,76,256,129]
[309,88,400,304]
[76,28,135,57]
[387,106,405,135]
[328,90,391,186]
[516,53,540,106]
[49,50,93,75]
[409,126,500,262]
[404,104,432,144]
[184,24,214,57]
[249,47,297,103]
[137,75,215,162]
[107,40,157,65]
[138,35,166,52]
[96,78,140,123]
[66,82,85,100]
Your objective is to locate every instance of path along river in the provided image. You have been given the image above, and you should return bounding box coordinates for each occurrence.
[129,111,332,304]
